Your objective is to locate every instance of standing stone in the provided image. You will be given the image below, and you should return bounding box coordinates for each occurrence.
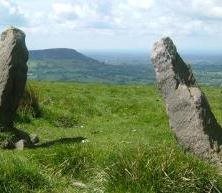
[0,27,28,129]
[151,37,222,163]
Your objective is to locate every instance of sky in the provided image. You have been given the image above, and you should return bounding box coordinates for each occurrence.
[0,0,222,53]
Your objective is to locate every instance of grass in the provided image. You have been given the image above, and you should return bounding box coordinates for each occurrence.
[1,81,222,192]
[16,83,42,126]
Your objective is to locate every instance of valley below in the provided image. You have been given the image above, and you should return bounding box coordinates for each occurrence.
[28,49,222,86]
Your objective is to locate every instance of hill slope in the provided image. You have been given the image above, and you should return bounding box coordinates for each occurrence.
[2,81,221,193]
[28,49,222,85]
[29,48,97,62]
[28,49,152,83]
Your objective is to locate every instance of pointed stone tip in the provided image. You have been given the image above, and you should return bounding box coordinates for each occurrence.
[4,26,25,34]
[154,36,174,45]
[151,37,177,61]
[1,27,26,42]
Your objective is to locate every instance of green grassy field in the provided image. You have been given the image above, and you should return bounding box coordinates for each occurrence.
[1,81,222,193]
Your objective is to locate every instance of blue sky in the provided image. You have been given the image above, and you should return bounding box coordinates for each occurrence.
[0,0,222,53]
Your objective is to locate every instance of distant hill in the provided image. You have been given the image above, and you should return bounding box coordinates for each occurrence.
[27,49,222,85]
[27,48,152,84]
[29,48,99,63]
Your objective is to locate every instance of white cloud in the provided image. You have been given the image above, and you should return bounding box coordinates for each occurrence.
[0,0,26,27]
[50,0,155,30]
[54,2,98,19]
[191,0,222,19]
[53,3,80,20]
[1,0,221,51]
[127,0,154,10]
[48,0,222,39]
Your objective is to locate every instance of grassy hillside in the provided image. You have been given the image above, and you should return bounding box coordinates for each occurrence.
[2,82,222,193]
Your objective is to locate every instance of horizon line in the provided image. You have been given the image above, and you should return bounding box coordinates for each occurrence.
[29,47,222,55]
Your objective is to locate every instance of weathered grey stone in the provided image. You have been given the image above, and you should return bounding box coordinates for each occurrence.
[0,27,28,129]
[151,37,222,163]
[15,139,26,150]
[30,134,39,144]
[0,128,34,149]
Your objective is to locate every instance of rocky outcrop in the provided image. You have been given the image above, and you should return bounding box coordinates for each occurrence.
[0,27,28,129]
[151,37,222,163]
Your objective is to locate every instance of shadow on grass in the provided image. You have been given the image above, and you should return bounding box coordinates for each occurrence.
[33,137,87,148]
[0,127,34,149]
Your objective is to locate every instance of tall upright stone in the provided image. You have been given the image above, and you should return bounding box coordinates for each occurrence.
[151,37,222,163]
[0,27,28,129]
